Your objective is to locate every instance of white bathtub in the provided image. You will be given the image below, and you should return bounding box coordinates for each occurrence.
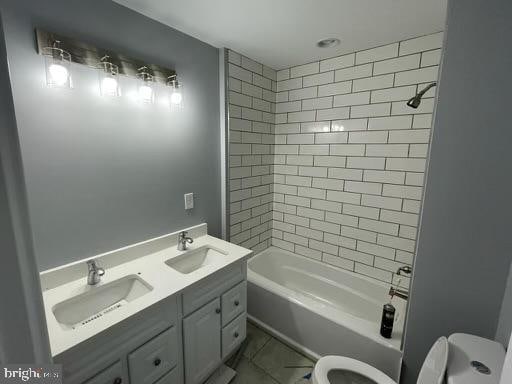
[247,246,405,381]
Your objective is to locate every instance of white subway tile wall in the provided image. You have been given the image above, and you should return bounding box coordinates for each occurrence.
[227,31,442,286]
[228,50,277,253]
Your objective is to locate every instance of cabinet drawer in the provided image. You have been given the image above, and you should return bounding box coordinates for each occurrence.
[221,281,246,326]
[182,263,244,316]
[83,361,126,384]
[153,367,180,384]
[222,314,246,359]
[128,327,178,384]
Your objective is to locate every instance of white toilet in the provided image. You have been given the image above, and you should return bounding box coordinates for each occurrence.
[312,333,508,384]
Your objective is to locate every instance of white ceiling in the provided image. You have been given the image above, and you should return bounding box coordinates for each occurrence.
[113,0,447,70]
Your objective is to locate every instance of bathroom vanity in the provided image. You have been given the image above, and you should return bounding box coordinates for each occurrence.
[39,224,251,384]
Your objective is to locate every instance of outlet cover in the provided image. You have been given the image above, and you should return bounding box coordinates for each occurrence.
[184,193,194,210]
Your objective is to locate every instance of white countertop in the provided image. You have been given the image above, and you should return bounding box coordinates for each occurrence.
[40,224,252,357]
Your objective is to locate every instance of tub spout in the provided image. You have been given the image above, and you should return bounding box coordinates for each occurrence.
[389,286,409,300]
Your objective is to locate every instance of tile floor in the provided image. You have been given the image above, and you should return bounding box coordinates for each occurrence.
[231,321,315,384]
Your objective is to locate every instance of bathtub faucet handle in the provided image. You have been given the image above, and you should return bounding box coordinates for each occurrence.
[396,266,412,276]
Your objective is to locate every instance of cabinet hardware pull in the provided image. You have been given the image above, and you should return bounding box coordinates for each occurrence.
[113,378,122,384]
[154,358,161,366]
[234,332,239,338]
[215,308,221,314]
[234,300,239,306]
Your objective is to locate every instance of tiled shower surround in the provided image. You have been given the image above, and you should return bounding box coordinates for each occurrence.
[228,32,443,287]
[228,51,277,253]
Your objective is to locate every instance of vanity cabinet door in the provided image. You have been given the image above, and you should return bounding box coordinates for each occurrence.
[83,361,127,384]
[183,298,221,384]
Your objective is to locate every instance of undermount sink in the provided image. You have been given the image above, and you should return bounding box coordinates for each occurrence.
[165,246,228,274]
[52,275,153,329]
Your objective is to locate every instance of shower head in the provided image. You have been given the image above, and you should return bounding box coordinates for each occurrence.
[406,95,422,109]
[406,82,437,109]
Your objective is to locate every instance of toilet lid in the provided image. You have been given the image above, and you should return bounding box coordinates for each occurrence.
[417,337,449,384]
[313,356,396,384]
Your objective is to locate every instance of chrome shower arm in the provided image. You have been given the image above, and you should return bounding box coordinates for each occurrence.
[417,82,437,97]
[406,81,437,108]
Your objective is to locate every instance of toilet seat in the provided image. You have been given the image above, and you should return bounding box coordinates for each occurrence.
[312,356,396,384]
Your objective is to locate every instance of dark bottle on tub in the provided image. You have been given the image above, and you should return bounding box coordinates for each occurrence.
[380,303,395,339]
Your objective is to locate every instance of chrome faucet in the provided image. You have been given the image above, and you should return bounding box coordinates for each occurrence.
[177,231,194,251]
[389,265,412,300]
[396,265,412,276]
[389,286,409,300]
[87,259,105,285]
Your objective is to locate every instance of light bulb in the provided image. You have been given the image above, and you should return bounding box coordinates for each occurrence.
[49,63,69,86]
[138,84,154,103]
[100,76,119,97]
[170,90,182,105]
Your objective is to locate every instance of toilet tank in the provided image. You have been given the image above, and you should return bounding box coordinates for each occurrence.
[447,333,505,384]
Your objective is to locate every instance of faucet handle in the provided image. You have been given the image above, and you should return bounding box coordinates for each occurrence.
[397,266,412,275]
[177,230,193,250]
[86,259,105,285]
[87,259,104,272]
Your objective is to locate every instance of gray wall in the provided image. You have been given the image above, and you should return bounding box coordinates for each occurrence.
[402,0,512,382]
[0,0,222,270]
[0,14,51,363]
[496,262,512,346]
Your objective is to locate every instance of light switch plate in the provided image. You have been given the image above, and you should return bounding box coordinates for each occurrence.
[184,193,194,210]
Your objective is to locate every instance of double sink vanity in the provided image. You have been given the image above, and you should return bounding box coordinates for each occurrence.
[40,224,252,384]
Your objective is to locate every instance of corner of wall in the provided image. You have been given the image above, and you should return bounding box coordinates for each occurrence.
[226,49,277,253]
[496,260,512,346]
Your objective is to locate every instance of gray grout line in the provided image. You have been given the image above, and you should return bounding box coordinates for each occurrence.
[276,64,439,93]
[247,334,274,363]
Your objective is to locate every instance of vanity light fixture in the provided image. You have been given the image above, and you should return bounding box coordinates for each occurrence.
[36,29,179,107]
[137,66,155,104]
[98,56,120,97]
[167,74,183,109]
[42,40,72,88]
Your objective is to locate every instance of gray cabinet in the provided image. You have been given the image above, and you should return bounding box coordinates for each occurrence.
[183,298,222,384]
[182,273,247,384]
[221,314,246,360]
[182,265,244,316]
[154,368,180,384]
[58,262,247,384]
[221,281,246,326]
[128,327,178,384]
[83,361,126,384]
[57,297,182,384]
